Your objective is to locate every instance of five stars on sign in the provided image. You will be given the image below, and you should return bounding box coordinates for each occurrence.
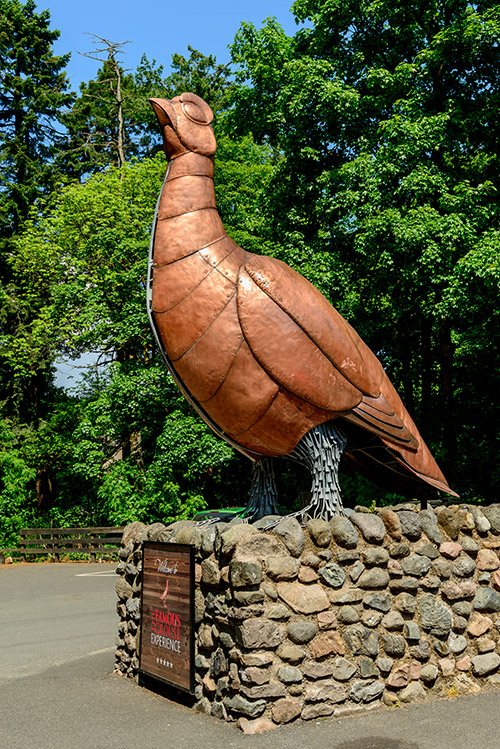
[156,656,173,668]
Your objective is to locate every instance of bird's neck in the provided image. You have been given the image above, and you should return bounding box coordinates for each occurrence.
[154,151,226,264]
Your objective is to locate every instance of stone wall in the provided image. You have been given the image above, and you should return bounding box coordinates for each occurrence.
[115,504,500,733]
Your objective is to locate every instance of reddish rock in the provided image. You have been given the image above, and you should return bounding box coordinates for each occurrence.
[309,632,345,659]
[202,672,216,692]
[299,566,318,584]
[477,549,500,571]
[301,703,335,720]
[317,610,337,630]
[378,508,402,540]
[386,665,410,688]
[388,559,403,577]
[276,582,330,614]
[456,654,472,671]
[195,563,202,584]
[238,718,276,734]
[272,699,302,724]
[492,570,500,591]
[410,660,422,680]
[439,658,455,676]
[467,613,493,637]
[439,542,462,559]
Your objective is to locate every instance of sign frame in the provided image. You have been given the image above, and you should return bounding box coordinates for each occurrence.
[138,541,195,694]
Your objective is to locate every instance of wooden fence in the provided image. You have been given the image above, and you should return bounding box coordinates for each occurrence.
[17,526,125,562]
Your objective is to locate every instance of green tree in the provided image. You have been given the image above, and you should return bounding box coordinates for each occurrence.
[0,0,72,247]
[229,2,500,497]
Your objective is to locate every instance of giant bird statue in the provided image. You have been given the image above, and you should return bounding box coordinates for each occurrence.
[147,92,457,521]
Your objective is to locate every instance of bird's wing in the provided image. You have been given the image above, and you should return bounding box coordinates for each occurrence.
[238,254,418,450]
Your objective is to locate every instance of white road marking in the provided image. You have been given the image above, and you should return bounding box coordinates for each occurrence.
[75,570,117,577]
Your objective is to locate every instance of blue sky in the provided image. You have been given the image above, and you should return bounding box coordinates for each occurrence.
[45,0,302,89]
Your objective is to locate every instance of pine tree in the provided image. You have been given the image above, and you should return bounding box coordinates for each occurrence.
[0,0,72,257]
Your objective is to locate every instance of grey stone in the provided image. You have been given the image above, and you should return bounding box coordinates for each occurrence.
[301,703,335,720]
[125,597,140,620]
[263,585,278,600]
[471,507,491,534]
[362,548,389,567]
[338,605,360,624]
[461,535,479,553]
[272,517,305,556]
[236,619,283,649]
[359,657,379,678]
[319,562,346,588]
[458,603,478,626]
[350,561,365,582]
[418,593,453,637]
[482,505,500,535]
[306,518,331,547]
[201,558,220,586]
[278,666,302,684]
[234,532,288,563]
[389,577,419,593]
[318,549,333,561]
[303,662,333,680]
[266,556,300,581]
[336,550,360,564]
[234,590,265,605]
[452,556,476,577]
[351,513,386,544]
[358,568,390,589]
[401,554,431,577]
[331,588,363,604]
[253,515,282,530]
[223,695,266,717]
[344,624,379,657]
[410,640,431,661]
[448,633,467,654]
[416,543,439,560]
[432,558,452,578]
[220,525,259,556]
[277,644,306,664]
[388,542,411,558]
[330,516,359,548]
[304,681,347,704]
[376,657,394,675]
[116,577,133,600]
[382,611,404,630]
[404,621,421,642]
[399,682,426,703]
[363,610,383,627]
[472,652,500,676]
[437,508,462,540]
[363,592,392,612]
[194,698,211,714]
[382,634,406,658]
[350,680,384,703]
[287,620,317,644]
[421,576,440,591]
[433,640,449,657]
[453,615,467,633]
[241,683,286,699]
[268,604,291,620]
[473,588,500,612]
[420,663,439,683]
[230,560,262,588]
[420,509,442,544]
[479,572,491,585]
[397,510,422,541]
[331,657,357,681]
[201,526,218,555]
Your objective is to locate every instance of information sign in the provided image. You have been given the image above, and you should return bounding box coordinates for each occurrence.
[139,541,194,693]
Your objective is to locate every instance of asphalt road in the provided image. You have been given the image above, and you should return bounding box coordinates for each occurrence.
[2,562,500,749]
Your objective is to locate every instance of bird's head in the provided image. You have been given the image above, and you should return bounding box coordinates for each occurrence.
[149,92,216,159]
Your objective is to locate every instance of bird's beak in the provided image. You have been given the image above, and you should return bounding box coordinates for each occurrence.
[149,98,177,129]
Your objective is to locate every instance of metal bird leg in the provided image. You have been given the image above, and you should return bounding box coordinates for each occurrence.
[246,457,280,521]
[287,421,347,521]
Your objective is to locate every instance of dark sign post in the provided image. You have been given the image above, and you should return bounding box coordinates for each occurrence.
[139,541,195,693]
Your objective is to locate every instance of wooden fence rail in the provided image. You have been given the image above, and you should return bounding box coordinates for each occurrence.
[17,526,125,562]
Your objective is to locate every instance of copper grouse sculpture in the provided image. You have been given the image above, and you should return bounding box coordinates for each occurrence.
[147,92,457,520]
